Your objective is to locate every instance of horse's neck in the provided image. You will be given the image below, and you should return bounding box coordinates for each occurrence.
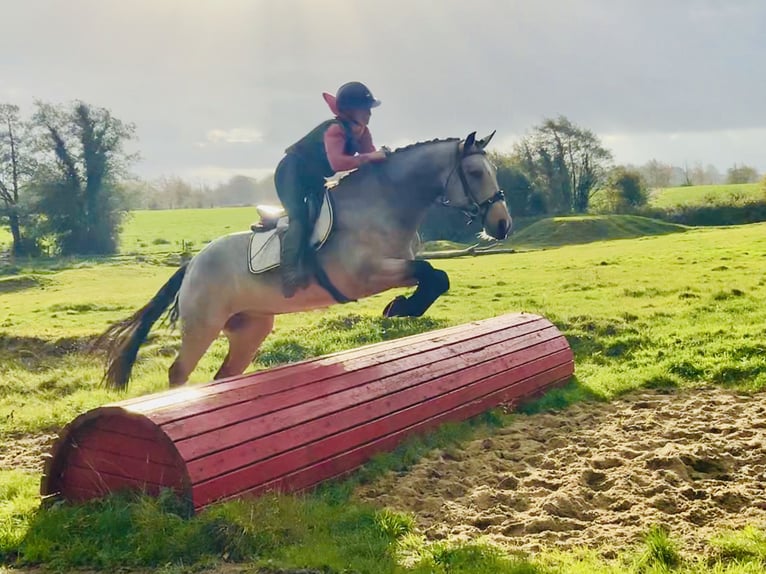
[333,141,455,233]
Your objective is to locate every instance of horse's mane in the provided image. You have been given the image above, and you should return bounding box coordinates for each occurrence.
[326,137,460,190]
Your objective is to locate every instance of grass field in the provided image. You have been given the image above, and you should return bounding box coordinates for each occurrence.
[2,214,766,572]
[0,206,262,255]
[1,182,761,253]
[649,183,762,208]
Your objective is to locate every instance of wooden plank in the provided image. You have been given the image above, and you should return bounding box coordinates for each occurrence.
[130,314,545,417]
[167,323,557,444]
[155,319,550,430]
[71,429,180,466]
[60,464,174,495]
[186,340,571,482]
[199,362,573,507]
[124,313,530,411]
[90,413,161,441]
[191,359,573,505]
[65,446,185,486]
[147,316,549,425]
[174,329,564,460]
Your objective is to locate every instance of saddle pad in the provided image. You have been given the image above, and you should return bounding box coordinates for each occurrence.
[248,191,334,274]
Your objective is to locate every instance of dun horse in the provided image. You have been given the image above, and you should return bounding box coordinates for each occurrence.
[98,132,512,388]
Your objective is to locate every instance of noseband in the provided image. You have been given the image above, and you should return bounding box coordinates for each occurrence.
[441,144,505,225]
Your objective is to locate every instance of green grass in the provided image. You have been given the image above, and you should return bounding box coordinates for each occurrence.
[5,485,766,573]
[119,206,261,255]
[0,471,39,562]
[0,206,260,254]
[649,183,762,208]
[2,216,766,571]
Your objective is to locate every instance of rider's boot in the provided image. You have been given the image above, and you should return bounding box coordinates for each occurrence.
[280,219,311,298]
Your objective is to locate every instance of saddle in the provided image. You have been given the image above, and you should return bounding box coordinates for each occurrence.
[247,191,334,274]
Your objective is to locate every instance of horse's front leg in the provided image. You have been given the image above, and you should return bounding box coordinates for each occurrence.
[374,259,450,318]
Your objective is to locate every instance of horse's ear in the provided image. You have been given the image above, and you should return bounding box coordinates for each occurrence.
[464,131,477,153]
[478,130,496,149]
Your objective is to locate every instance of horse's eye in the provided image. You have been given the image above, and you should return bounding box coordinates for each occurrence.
[468,169,483,178]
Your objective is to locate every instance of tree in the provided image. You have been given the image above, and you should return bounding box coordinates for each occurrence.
[690,162,707,186]
[512,116,612,213]
[604,167,648,212]
[32,101,136,255]
[726,164,760,184]
[0,104,35,255]
[681,162,693,186]
[488,152,543,217]
[686,162,722,186]
[640,159,673,189]
[704,164,722,185]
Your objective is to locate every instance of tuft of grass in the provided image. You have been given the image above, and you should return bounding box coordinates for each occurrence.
[710,525,766,563]
[411,542,544,574]
[633,525,682,572]
[0,471,39,563]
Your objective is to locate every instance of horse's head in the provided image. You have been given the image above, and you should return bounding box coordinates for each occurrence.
[441,131,512,240]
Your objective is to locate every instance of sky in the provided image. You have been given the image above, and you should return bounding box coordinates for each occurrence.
[2,0,765,184]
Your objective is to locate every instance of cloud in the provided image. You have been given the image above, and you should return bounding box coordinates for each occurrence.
[601,127,766,170]
[3,0,765,181]
[204,128,264,145]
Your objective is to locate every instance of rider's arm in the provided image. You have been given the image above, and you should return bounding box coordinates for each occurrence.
[324,124,379,171]
[357,127,376,154]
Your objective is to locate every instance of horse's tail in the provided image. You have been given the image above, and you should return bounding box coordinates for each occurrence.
[93,264,188,389]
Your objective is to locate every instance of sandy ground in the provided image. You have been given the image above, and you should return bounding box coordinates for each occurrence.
[0,434,57,473]
[355,387,766,554]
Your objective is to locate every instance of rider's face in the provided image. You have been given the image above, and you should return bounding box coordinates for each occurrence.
[348,108,371,127]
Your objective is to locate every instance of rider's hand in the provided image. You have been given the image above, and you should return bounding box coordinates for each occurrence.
[366,150,388,163]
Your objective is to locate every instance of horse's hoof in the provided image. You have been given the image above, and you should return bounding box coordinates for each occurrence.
[383,295,409,317]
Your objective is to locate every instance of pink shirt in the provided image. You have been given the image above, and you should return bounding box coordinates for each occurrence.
[323,122,377,172]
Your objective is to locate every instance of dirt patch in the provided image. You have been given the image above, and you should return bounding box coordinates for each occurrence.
[0,275,47,293]
[0,335,96,370]
[355,387,766,553]
[0,433,58,473]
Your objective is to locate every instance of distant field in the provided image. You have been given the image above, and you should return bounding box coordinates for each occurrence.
[120,207,260,254]
[649,183,762,208]
[1,184,762,253]
[0,206,261,255]
[4,209,688,257]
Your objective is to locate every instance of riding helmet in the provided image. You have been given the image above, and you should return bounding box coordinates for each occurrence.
[335,82,381,111]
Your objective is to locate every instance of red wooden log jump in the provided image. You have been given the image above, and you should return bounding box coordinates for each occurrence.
[42,313,574,511]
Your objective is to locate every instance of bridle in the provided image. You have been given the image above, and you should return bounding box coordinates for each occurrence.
[440,143,505,225]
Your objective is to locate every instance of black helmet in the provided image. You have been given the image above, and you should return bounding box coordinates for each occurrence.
[335,82,381,111]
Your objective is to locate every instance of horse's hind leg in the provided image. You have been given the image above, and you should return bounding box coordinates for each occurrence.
[215,313,275,380]
[169,320,223,387]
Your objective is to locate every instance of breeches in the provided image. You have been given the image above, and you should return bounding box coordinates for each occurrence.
[274,154,326,225]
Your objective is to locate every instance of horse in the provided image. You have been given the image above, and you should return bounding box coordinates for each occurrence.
[98,131,512,389]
